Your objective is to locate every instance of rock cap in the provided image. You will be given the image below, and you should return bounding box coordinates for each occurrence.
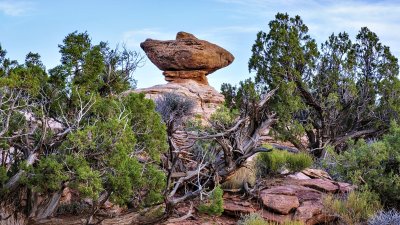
[140,31,234,85]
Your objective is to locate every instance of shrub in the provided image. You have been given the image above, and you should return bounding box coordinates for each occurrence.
[237,213,305,225]
[222,161,256,190]
[286,152,314,172]
[209,105,239,130]
[0,166,9,186]
[256,148,313,176]
[368,209,400,225]
[323,189,382,225]
[321,122,400,207]
[57,202,91,215]
[155,92,195,124]
[237,213,267,225]
[198,185,224,216]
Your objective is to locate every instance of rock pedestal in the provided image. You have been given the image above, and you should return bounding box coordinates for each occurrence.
[134,80,224,121]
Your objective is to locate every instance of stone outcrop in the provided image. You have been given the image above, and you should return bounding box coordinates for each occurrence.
[222,169,356,225]
[134,31,233,124]
[140,31,234,85]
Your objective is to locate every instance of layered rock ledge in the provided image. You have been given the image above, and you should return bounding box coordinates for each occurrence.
[223,169,356,225]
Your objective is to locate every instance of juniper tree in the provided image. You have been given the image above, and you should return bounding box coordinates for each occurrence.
[0,31,165,224]
[223,13,400,156]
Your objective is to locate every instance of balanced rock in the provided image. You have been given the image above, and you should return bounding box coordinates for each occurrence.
[140,31,234,85]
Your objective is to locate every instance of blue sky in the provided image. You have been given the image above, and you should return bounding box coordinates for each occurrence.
[1,0,399,90]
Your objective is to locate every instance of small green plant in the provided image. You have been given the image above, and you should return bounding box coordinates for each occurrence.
[198,185,224,216]
[0,166,8,186]
[256,148,313,176]
[323,188,382,225]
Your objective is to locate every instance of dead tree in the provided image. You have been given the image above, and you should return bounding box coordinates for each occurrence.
[194,88,277,182]
[155,88,277,219]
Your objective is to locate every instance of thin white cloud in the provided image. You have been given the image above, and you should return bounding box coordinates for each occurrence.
[196,25,260,51]
[0,0,33,16]
[207,25,259,34]
[215,0,400,55]
[122,28,175,49]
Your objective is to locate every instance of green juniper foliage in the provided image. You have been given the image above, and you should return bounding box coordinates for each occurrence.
[198,185,224,216]
[222,13,400,156]
[0,31,166,209]
[322,122,400,208]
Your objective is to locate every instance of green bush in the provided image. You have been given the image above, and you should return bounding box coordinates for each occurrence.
[257,148,313,176]
[286,152,314,172]
[209,105,239,131]
[323,188,382,225]
[198,185,224,216]
[322,122,400,207]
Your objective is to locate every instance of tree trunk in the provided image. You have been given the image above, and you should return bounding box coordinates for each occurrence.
[0,205,27,225]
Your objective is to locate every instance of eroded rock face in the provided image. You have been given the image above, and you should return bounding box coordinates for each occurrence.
[140,31,234,85]
[133,80,224,122]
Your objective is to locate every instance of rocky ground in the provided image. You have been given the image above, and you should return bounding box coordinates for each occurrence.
[164,169,355,225]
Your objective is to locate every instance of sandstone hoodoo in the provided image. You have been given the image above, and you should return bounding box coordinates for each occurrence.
[134,31,234,122]
[140,31,234,85]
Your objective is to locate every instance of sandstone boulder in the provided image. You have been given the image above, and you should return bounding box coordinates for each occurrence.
[302,168,332,180]
[336,182,357,193]
[140,31,234,85]
[287,172,311,180]
[260,194,300,215]
[260,210,293,224]
[294,201,335,225]
[262,185,322,202]
[223,200,257,217]
[299,179,339,193]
